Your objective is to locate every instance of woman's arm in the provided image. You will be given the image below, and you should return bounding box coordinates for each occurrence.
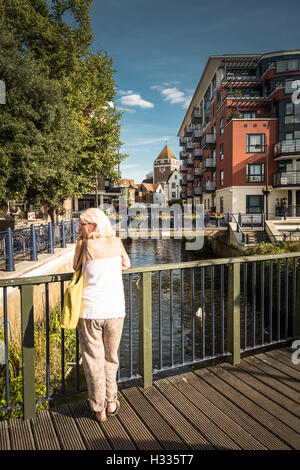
[73,239,83,271]
[120,240,131,270]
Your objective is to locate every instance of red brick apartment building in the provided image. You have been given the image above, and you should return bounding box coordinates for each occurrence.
[178,51,300,217]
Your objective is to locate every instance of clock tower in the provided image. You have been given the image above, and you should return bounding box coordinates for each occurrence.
[153,145,179,185]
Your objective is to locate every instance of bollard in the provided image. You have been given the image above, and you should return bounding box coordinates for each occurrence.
[61,220,66,248]
[5,228,15,271]
[48,221,54,253]
[30,224,38,261]
[71,219,76,244]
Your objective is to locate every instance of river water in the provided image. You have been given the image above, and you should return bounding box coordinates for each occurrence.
[119,238,223,379]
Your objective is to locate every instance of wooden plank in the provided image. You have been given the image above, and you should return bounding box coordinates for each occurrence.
[30,410,60,450]
[224,362,300,426]
[264,349,300,376]
[98,413,136,450]
[168,373,265,450]
[190,369,287,450]
[68,400,111,450]
[155,377,240,450]
[122,386,188,450]
[244,355,300,395]
[8,418,35,450]
[0,420,10,450]
[254,352,300,392]
[117,393,162,450]
[140,383,213,450]
[197,367,292,450]
[50,404,86,450]
[208,365,300,449]
[239,359,300,415]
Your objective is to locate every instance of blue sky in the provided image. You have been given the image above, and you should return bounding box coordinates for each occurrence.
[90,0,300,183]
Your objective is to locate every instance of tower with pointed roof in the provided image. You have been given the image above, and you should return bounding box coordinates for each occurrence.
[153,145,180,184]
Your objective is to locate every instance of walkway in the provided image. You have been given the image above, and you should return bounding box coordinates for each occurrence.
[1,346,300,450]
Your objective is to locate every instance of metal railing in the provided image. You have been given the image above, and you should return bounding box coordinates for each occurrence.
[0,220,80,272]
[1,253,299,420]
[273,171,300,187]
[274,139,300,156]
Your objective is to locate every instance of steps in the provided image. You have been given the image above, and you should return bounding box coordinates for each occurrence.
[242,228,268,244]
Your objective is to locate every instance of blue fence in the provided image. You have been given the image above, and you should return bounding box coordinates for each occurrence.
[0,219,80,271]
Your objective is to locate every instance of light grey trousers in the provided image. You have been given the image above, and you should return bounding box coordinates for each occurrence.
[77,317,124,412]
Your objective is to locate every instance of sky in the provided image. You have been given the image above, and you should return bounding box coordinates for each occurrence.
[90,0,300,184]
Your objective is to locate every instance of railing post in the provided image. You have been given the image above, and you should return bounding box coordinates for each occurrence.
[60,220,66,248]
[227,262,241,365]
[30,224,38,261]
[5,228,15,271]
[139,272,152,387]
[20,284,36,420]
[71,219,76,244]
[296,262,300,337]
[48,221,54,253]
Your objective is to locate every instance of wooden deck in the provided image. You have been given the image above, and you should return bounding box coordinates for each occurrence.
[1,346,300,451]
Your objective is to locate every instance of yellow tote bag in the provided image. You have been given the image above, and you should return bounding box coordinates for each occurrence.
[61,241,86,329]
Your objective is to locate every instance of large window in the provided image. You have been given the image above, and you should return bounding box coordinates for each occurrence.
[220,143,224,160]
[246,134,265,152]
[246,195,264,214]
[220,170,224,186]
[220,118,224,135]
[246,163,265,182]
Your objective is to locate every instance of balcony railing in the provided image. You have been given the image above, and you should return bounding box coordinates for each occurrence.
[193,186,202,195]
[193,129,202,141]
[187,189,193,197]
[192,148,203,159]
[226,91,266,100]
[201,180,216,192]
[201,157,216,171]
[201,134,216,149]
[186,173,193,181]
[179,137,187,146]
[186,141,194,150]
[191,108,203,122]
[193,167,202,176]
[186,156,193,165]
[180,150,188,159]
[274,140,300,157]
[180,163,187,172]
[273,171,300,187]
[184,124,194,135]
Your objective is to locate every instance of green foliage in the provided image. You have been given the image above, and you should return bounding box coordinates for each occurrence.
[244,242,298,256]
[0,0,128,212]
[0,305,78,420]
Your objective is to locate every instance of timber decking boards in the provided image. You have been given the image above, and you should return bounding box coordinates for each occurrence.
[1,347,300,451]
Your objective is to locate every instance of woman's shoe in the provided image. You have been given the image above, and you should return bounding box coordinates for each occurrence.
[93,409,107,423]
[107,400,120,417]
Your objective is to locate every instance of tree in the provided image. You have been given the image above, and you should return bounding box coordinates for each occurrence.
[0,24,89,220]
[0,1,127,216]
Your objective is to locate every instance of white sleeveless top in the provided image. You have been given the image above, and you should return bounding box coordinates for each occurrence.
[80,246,126,320]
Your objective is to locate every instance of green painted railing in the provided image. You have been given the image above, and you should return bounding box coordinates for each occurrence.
[1,252,300,420]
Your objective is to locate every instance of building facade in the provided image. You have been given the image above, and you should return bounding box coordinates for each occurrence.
[178,51,300,217]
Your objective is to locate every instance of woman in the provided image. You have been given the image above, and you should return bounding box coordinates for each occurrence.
[73,207,131,423]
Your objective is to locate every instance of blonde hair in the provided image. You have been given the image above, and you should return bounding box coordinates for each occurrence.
[80,208,115,238]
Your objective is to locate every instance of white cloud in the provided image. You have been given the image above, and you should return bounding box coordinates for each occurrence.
[119,91,154,109]
[151,84,192,109]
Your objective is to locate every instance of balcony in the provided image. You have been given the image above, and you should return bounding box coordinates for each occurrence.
[201,134,216,149]
[186,156,193,165]
[180,177,187,186]
[180,150,188,159]
[192,148,203,159]
[201,180,216,192]
[191,108,203,122]
[193,186,202,195]
[180,163,187,172]
[193,167,202,176]
[226,91,266,100]
[273,171,300,187]
[186,173,194,181]
[201,157,216,172]
[186,141,194,150]
[193,129,202,141]
[184,124,194,135]
[274,140,300,157]
[179,137,187,146]
[187,189,193,197]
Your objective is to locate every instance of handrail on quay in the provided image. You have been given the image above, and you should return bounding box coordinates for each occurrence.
[1,252,300,421]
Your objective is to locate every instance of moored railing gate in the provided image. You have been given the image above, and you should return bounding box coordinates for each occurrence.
[0,252,300,420]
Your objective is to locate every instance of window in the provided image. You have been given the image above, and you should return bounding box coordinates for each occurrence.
[220,143,224,160]
[172,192,176,198]
[217,91,223,108]
[246,195,264,214]
[246,134,265,152]
[220,170,224,186]
[172,182,176,188]
[246,164,265,182]
[285,102,293,115]
[243,112,256,119]
[220,118,224,135]
[220,197,224,213]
